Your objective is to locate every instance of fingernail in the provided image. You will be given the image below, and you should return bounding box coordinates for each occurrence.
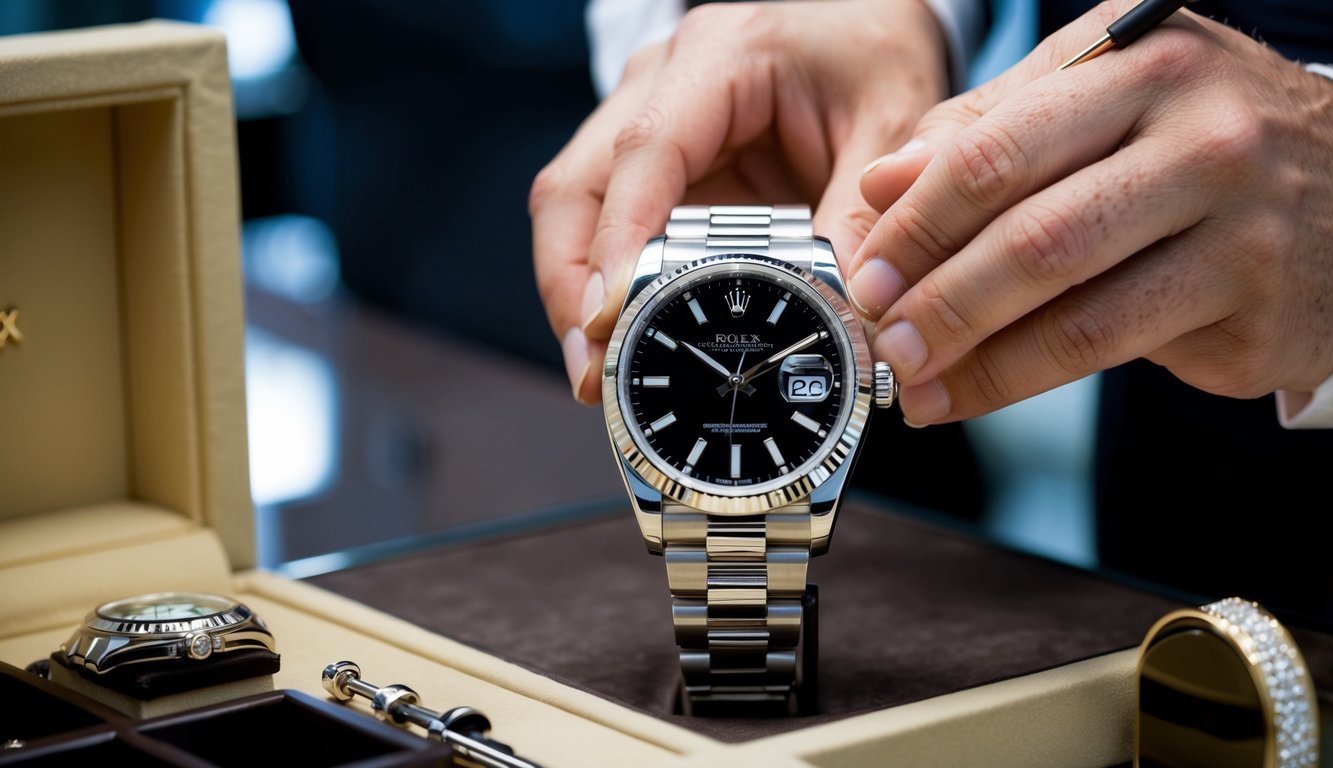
[562,327,592,404]
[580,271,605,330]
[861,139,928,175]
[900,380,951,425]
[873,321,929,380]
[847,259,907,320]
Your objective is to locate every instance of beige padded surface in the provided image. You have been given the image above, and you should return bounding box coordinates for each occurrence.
[651,654,1134,768]
[766,651,1134,768]
[0,502,194,571]
[0,528,232,639]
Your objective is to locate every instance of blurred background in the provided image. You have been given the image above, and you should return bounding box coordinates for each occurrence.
[0,0,1109,578]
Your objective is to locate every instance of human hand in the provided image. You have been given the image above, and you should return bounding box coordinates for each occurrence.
[529,0,948,404]
[846,0,1333,426]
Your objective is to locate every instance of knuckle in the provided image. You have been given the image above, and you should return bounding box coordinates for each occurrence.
[917,277,976,346]
[1244,212,1296,273]
[947,124,1027,211]
[677,2,769,46]
[1136,30,1207,83]
[1008,203,1089,286]
[613,104,668,158]
[676,3,726,37]
[920,90,984,132]
[1041,301,1119,375]
[528,161,566,215]
[886,204,962,264]
[1198,108,1265,174]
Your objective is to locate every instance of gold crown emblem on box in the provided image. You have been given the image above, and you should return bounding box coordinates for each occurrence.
[0,308,21,350]
[725,289,751,318]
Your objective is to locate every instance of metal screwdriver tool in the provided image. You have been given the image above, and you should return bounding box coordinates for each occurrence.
[1060,0,1199,70]
[322,661,544,768]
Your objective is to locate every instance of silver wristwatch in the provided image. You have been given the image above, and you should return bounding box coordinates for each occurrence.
[601,205,897,714]
[61,591,277,674]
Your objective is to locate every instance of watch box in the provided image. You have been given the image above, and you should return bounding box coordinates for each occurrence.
[0,20,1320,768]
[0,21,677,767]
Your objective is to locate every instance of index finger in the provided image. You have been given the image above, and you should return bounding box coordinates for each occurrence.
[530,50,665,403]
[579,25,781,340]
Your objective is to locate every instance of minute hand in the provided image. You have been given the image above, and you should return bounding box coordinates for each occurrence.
[717,331,826,396]
[682,341,734,380]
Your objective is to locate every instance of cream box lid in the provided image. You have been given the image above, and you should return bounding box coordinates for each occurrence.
[0,21,252,636]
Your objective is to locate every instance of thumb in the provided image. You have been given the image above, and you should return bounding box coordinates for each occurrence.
[858,136,936,214]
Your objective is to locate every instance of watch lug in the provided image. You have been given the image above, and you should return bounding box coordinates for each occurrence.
[612,453,665,555]
[811,237,849,301]
[807,449,857,555]
[611,236,667,554]
[622,235,667,312]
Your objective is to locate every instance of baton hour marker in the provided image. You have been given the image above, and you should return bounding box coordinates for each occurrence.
[687,298,708,325]
[649,328,678,350]
[683,438,707,475]
[767,293,791,325]
[645,412,677,436]
[791,411,827,438]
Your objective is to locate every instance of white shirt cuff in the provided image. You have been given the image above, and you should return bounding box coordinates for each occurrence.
[586,0,685,98]
[1277,374,1333,429]
[1273,61,1333,429]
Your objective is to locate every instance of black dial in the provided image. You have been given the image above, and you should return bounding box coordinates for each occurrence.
[621,267,850,488]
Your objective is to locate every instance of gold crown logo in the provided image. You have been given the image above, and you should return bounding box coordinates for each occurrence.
[0,308,21,350]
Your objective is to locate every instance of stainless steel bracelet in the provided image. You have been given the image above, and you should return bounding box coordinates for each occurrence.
[663,504,812,712]
[660,204,817,713]
[661,204,815,272]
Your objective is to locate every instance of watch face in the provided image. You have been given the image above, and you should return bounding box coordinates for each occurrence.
[618,262,854,493]
[97,592,236,622]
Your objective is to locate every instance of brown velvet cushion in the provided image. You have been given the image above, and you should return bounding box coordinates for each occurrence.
[307,499,1333,743]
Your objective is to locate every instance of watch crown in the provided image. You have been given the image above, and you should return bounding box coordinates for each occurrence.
[873,361,898,409]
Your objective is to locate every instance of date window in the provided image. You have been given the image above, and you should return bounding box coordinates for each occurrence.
[779,354,833,403]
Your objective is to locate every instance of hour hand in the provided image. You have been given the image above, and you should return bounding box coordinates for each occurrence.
[683,342,755,396]
[716,331,825,396]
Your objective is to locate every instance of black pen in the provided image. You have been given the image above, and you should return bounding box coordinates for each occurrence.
[1059,0,1198,70]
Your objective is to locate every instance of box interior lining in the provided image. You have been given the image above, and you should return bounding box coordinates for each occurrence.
[0,93,202,534]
